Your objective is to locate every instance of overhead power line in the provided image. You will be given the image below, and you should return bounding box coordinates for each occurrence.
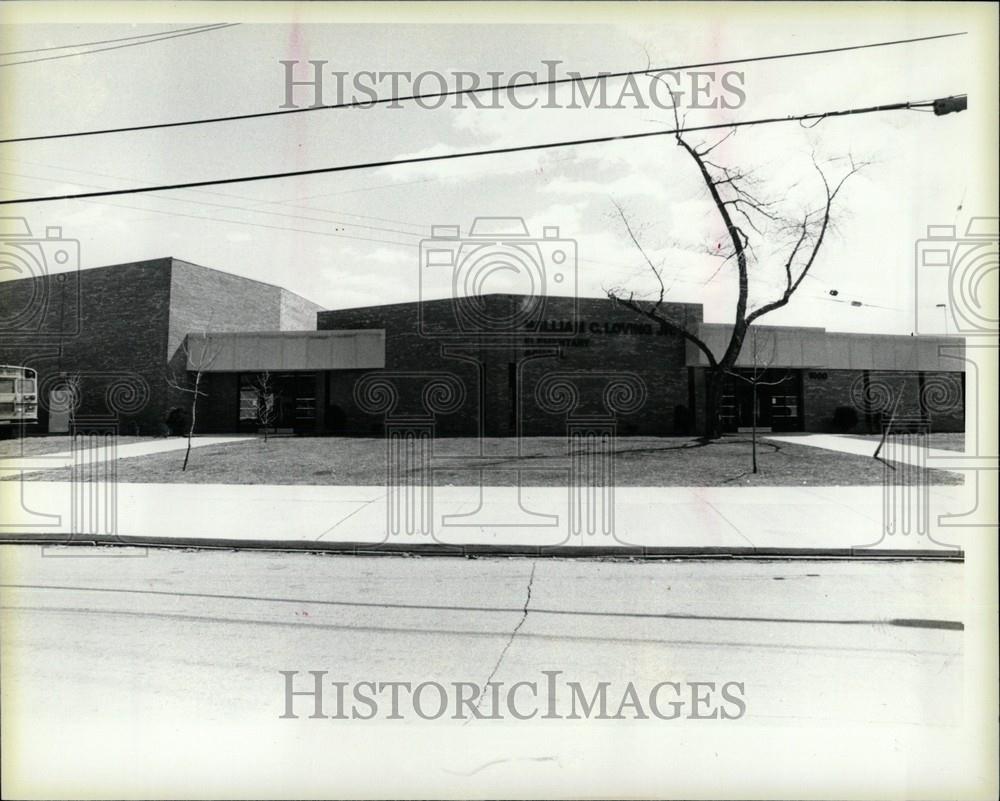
[0,152,574,227]
[0,96,965,207]
[0,23,239,68]
[0,167,426,239]
[0,31,965,144]
[0,23,237,57]
[81,197,421,249]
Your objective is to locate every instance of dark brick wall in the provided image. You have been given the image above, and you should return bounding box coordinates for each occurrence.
[0,258,173,433]
[318,295,701,436]
[802,369,964,433]
[919,371,965,432]
[0,257,325,435]
[803,370,865,432]
[4,259,966,439]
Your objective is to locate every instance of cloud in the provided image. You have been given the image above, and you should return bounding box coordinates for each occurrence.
[542,173,668,199]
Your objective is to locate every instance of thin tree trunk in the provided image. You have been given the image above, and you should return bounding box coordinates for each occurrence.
[751,381,758,473]
[182,372,200,472]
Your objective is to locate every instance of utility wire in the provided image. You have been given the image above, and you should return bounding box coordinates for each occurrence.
[7,167,903,309]
[79,197,421,249]
[581,255,905,311]
[0,152,573,228]
[0,97,956,206]
[0,23,239,68]
[0,31,964,143]
[0,168,425,239]
[0,23,236,57]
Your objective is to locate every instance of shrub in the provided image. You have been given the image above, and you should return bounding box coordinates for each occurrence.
[832,406,858,432]
[164,406,188,437]
[674,404,691,434]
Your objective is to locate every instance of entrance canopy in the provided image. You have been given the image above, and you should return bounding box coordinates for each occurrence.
[184,329,385,372]
[688,324,965,371]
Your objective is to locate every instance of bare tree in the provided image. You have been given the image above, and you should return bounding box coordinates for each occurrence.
[723,327,790,474]
[165,332,221,471]
[254,371,278,442]
[607,101,865,439]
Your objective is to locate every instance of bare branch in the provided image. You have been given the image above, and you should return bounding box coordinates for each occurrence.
[606,288,718,368]
[697,127,736,156]
[611,198,667,308]
[745,156,866,326]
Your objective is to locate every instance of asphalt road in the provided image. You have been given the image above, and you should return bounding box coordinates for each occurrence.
[0,546,968,798]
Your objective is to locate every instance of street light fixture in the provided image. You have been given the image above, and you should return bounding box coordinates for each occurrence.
[933,95,968,116]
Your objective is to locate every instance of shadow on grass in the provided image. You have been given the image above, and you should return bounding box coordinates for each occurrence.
[405,435,785,485]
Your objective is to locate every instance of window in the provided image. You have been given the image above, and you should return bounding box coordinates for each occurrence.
[720,394,738,426]
[771,395,799,418]
[239,389,259,421]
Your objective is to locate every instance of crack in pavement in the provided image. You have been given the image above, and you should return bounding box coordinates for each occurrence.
[443,755,558,776]
[702,499,757,548]
[473,560,537,715]
[315,492,388,541]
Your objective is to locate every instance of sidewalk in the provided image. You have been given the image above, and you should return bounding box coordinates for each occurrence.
[764,433,966,473]
[0,480,970,558]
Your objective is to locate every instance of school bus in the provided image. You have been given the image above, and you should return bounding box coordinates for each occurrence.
[0,365,39,429]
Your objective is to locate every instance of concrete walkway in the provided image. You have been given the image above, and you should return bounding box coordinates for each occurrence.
[0,480,971,558]
[0,436,254,477]
[765,433,966,473]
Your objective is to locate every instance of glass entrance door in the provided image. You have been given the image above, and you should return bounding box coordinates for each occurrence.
[237,372,317,433]
[721,370,803,432]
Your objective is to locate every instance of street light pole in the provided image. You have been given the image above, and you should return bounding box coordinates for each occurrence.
[936,303,949,335]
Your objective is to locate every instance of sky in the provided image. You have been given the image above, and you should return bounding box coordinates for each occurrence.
[1,2,997,336]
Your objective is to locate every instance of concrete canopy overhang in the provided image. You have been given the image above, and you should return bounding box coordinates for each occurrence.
[184,330,385,372]
[686,323,965,371]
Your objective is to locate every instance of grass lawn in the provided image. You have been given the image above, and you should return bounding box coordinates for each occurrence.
[13,435,963,486]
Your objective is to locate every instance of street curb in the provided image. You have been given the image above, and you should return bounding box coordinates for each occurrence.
[0,534,965,561]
